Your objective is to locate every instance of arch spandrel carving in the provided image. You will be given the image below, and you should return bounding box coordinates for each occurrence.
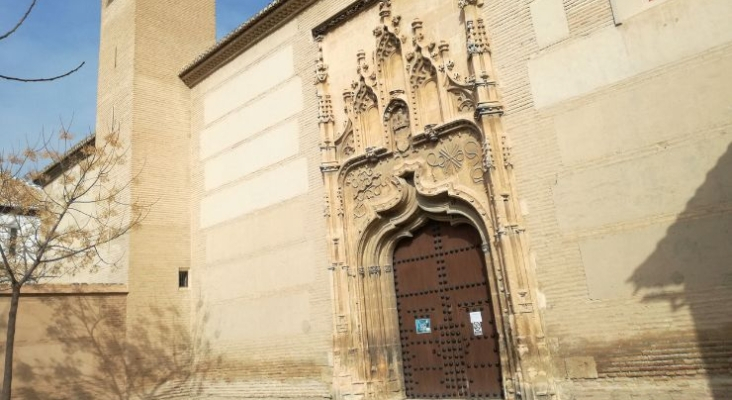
[338,120,491,238]
[315,1,559,399]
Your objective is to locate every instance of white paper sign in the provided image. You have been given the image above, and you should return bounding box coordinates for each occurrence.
[469,311,482,323]
[472,322,483,336]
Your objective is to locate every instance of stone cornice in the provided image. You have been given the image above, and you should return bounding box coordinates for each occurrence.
[312,0,380,37]
[180,0,317,88]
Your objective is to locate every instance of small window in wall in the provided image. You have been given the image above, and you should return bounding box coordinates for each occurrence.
[178,270,189,288]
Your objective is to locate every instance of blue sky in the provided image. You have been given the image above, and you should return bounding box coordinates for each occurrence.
[0,0,272,153]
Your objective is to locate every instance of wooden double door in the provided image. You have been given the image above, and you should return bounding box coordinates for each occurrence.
[393,220,503,399]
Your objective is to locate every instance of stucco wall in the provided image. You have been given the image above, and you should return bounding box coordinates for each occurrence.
[188,2,362,395]
[0,289,129,399]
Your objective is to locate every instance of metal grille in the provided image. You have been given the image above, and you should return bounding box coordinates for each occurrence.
[393,220,503,399]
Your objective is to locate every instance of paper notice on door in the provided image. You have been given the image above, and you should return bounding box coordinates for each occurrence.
[472,322,483,336]
[415,318,431,334]
[469,311,482,323]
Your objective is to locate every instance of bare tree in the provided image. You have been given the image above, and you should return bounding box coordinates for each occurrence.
[0,128,147,400]
[0,0,85,83]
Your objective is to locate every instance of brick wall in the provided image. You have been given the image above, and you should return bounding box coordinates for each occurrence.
[97,0,216,397]
[484,0,732,398]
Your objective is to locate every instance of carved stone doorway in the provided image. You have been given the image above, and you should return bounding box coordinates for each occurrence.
[393,219,503,399]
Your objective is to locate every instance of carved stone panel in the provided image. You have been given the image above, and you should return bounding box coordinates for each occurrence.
[384,100,410,153]
[339,122,490,236]
[315,1,558,399]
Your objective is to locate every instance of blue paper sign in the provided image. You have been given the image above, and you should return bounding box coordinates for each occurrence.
[415,318,431,334]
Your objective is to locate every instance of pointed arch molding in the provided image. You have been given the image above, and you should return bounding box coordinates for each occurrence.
[315,1,559,399]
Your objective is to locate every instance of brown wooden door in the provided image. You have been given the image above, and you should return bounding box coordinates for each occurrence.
[393,220,503,399]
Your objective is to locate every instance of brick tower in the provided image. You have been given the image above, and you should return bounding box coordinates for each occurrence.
[94,0,215,392]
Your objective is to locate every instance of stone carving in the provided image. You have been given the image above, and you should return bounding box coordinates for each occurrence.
[354,82,378,113]
[501,133,512,167]
[466,18,490,55]
[335,6,486,157]
[435,41,476,115]
[346,168,387,218]
[426,139,483,181]
[449,90,475,112]
[482,137,494,170]
[324,194,331,218]
[336,187,345,217]
[476,99,504,116]
[336,118,357,160]
[384,100,410,152]
[320,163,340,173]
[465,140,485,183]
[457,0,483,9]
[315,3,559,399]
[314,36,329,84]
[408,55,436,91]
[317,94,334,123]
[423,124,439,142]
[427,143,465,175]
[375,26,401,57]
[342,134,355,157]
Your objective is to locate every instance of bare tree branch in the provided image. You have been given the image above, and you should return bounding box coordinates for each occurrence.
[0,1,85,84]
[0,0,36,41]
[0,245,18,286]
[0,0,86,83]
[0,61,85,83]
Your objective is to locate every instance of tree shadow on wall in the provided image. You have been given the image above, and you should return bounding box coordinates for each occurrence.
[627,141,732,399]
[14,296,222,400]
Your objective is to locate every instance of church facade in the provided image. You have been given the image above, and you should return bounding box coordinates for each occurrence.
[4,0,732,399]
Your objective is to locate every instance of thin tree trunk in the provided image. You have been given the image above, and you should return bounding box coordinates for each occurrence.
[1,286,21,400]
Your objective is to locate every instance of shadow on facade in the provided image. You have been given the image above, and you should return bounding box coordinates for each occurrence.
[14,296,221,399]
[628,142,732,399]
